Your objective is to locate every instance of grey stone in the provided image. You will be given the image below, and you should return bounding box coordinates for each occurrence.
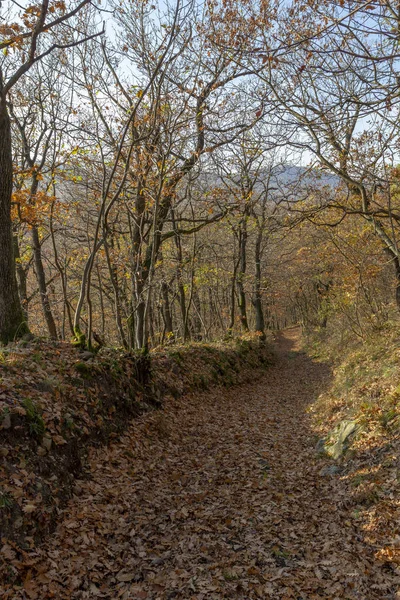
[80,351,95,361]
[1,412,11,430]
[315,438,326,453]
[42,435,52,451]
[319,465,341,476]
[22,333,35,342]
[325,420,359,459]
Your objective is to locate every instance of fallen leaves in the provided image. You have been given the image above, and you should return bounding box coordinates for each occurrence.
[1,329,399,597]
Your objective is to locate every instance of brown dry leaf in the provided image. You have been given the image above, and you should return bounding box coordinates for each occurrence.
[116,571,136,582]
[1,545,16,560]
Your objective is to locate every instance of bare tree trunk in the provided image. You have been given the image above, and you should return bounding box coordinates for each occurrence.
[387,251,400,312]
[228,248,240,334]
[50,199,74,337]
[0,96,28,343]
[161,280,174,341]
[96,263,106,338]
[148,296,155,348]
[31,224,58,339]
[13,231,28,320]
[395,257,400,312]
[135,297,146,349]
[172,211,190,341]
[191,287,203,340]
[237,215,249,331]
[252,230,265,339]
[104,240,128,349]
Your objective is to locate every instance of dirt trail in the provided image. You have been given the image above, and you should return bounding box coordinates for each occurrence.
[3,328,397,599]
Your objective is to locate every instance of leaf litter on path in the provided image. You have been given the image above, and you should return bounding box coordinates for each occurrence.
[2,328,398,599]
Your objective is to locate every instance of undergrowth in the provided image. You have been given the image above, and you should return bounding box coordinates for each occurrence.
[304,318,400,566]
[305,320,400,439]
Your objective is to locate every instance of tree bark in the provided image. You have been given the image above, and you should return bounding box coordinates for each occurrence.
[0,96,28,343]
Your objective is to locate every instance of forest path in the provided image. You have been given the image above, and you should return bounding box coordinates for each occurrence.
[6,328,396,599]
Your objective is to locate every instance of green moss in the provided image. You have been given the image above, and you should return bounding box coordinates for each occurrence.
[0,490,13,509]
[21,398,45,437]
[72,327,86,349]
[0,406,10,424]
[379,408,398,429]
[74,362,93,378]
[192,374,208,390]
[168,350,183,365]
[31,352,43,364]
[63,416,75,431]
[223,374,234,386]
[0,316,30,346]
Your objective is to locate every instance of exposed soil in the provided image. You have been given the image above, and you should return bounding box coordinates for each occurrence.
[2,328,399,599]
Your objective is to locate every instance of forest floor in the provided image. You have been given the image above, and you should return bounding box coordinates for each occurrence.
[2,328,400,599]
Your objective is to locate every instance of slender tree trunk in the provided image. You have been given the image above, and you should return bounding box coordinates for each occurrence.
[104,240,128,349]
[392,255,400,312]
[13,231,28,320]
[252,230,265,339]
[31,224,58,339]
[130,179,147,349]
[148,297,156,347]
[135,297,146,349]
[161,280,174,341]
[228,248,240,334]
[191,287,203,340]
[49,198,74,338]
[237,215,249,331]
[0,96,28,343]
[96,263,106,338]
[172,211,190,341]
[127,301,135,349]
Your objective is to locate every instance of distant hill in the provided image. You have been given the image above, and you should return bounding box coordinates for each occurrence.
[194,164,339,203]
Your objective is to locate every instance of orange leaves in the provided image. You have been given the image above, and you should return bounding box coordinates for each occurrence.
[49,1,67,14]
[0,23,22,37]
[12,189,56,226]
